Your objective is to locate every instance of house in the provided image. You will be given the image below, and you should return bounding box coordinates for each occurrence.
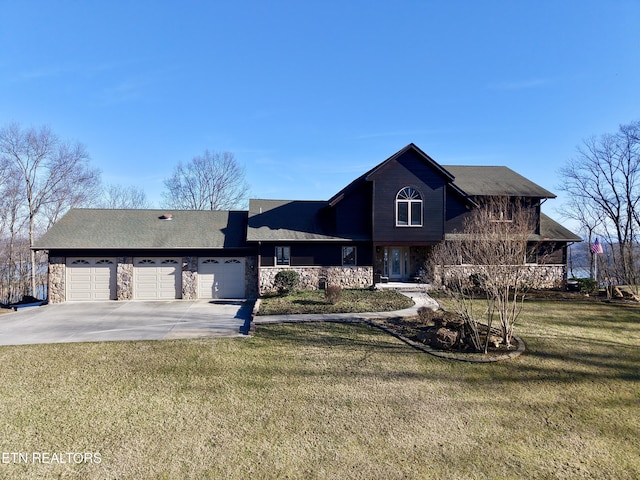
[34,144,581,302]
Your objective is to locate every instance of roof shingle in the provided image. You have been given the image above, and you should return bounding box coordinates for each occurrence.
[33,209,249,250]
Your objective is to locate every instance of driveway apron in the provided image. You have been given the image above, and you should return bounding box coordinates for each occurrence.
[0,300,253,346]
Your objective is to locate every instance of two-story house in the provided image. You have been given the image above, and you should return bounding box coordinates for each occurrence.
[34,144,581,302]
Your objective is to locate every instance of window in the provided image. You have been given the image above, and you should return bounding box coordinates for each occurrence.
[342,246,357,266]
[276,246,290,266]
[396,187,422,226]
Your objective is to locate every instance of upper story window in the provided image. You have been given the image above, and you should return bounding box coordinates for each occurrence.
[396,187,423,227]
[275,246,290,266]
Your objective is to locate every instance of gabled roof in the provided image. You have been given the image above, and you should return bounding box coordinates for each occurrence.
[33,209,249,250]
[247,199,369,242]
[329,143,464,206]
[443,165,556,198]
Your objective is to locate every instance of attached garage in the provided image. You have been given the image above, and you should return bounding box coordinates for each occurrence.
[66,257,117,301]
[134,258,182,300]
[198,257,245,299]
[35,210,259,303]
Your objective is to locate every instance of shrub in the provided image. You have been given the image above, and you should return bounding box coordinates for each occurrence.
[274,270,300,295]
[325,285,342,304]
[417,306,436,324]
[575,277,598,294]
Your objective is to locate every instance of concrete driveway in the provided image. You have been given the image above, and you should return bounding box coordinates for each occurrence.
[0,300,254,346]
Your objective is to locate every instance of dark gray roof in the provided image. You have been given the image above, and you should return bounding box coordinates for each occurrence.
[537,213,582,242]
[445,213,582,243]
[247,199,368,242]
[33,209,249,250]
[443,166,556,198]
[329,143,462,206]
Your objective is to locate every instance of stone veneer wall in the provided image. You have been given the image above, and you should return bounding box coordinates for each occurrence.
[182,256,198,300]
[117,257,133,300]
[259,266,373,294]
[436,264,567,289]
[48,256,66,303]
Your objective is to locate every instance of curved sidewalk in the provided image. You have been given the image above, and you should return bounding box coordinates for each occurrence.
[252,289,525,362]
[252,289,440,325]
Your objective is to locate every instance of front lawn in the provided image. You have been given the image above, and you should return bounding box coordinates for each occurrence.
[257,288,415,315]
[0,300,638,479]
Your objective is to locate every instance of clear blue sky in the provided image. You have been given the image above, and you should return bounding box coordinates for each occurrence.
[1,1,639,225]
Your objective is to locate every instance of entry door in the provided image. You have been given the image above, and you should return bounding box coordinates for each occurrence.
[388,247,408,280]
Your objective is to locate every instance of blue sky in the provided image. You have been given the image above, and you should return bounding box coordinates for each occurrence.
[1,0,639,226]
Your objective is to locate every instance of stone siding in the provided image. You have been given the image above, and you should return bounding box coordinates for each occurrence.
[116,257,133,300]
[48,256,66,303]
[182,256,198,300]
[436,264,567,290]
[259,266,373,294]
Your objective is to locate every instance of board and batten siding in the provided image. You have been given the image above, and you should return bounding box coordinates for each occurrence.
[369,149,447,243]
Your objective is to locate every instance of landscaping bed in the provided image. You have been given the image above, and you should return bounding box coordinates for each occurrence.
[256,288,414,315]
[376,309,522,361]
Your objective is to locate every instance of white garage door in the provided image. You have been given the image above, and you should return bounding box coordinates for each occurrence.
[134,258,182,300]
[66,258,117,301]
[198,258,245,299]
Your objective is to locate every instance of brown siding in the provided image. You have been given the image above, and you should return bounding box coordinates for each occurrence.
[259,243,372,267]
[369,149,447,243]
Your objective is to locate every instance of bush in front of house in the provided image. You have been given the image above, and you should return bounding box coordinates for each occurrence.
[325,285,342,304]
[274,270,300,295]
[573,277,598,294]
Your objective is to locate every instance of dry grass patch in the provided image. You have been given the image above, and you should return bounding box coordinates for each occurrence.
[257,288,414,315]
[0,300,638,479]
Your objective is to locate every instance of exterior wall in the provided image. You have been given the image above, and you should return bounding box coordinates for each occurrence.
[48,256,66,303]
[259,243,373,267]
[334,181,372,236]
[47,253,258,301]
[116,257,133,300]
[435,264,567,289]
[182,256,198,300]
[370,149,447,243]
[259,266,373,294]
[245,255,259,298]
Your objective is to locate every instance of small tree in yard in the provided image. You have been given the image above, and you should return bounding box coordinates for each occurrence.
[429,196,538,353]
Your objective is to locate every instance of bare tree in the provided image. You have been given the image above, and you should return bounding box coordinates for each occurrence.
[429,196,538,352]
[559,120,640,296]
[99,184,152,209]
[162,150,249,210]
[0,123,101,296]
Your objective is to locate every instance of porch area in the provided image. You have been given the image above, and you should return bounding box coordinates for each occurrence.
[374,245,433,283]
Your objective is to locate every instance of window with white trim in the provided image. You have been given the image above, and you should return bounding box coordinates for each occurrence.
[396,187,423,226]
[342,246,357,266]
[275,246,290,266]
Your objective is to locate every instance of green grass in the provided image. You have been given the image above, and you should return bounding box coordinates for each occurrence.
[257,288,415,315]
[0,299,638,479]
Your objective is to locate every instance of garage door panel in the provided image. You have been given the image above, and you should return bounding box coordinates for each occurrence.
[66,258,117,301]
[198,257,245,299]
[134,258,182,300]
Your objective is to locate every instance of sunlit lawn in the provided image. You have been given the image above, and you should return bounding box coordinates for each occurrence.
[0,299,638,479]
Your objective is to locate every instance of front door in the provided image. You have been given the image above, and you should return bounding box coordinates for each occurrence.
[386,247,408,280]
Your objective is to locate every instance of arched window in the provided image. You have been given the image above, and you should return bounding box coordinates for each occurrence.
[396,187,423,226]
